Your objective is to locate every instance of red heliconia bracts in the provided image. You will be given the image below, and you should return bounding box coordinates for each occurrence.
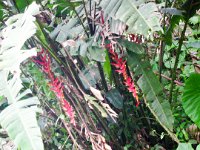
[33,49,75,125]
[107,44,140,107]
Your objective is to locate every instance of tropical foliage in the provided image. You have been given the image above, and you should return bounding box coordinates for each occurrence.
[0,0,199,150]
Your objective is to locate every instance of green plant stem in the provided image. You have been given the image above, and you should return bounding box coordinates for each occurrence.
[69,90,120,147]
[169,19,188,103]
[62,46,91,88]
[171,0,177,7]
[159,41,165,82]
[72,6,89,37]
[63,46,117,124]
[159,0,168,82]
[97,62,109,92]
[82,0,91,33]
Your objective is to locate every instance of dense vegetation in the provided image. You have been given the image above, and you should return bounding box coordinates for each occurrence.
[0,0,199,149]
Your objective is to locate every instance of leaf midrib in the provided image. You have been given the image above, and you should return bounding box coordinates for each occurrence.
[126,0,153,31]
[15,104,39,150]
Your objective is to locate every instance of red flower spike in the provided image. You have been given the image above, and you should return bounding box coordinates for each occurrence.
[115,70,123,74]
[107,44,140,106]
[120,62,126,71]
[61,99,75,125]
[33,50,76,124]
[135,98,140,107]
[124,77,131,86]
[111,62,121,68]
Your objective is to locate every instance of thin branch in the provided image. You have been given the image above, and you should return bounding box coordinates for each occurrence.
[154,72,184,86]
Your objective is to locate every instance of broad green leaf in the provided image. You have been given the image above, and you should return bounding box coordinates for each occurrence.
[100,0,162,38]
[50,18,85,43]
[65,39,90,57]
[79,40,89,56]
[79,65,101,90]
[0,96,43,150]
[0,71,22,104]
[196,144,200,150]
[0,48,37,71]
[105,89,123,109]
[182,74,200,128]
[127,51,174,131]
[35,21,51,50]
[0,96,3,101]
[176,143,194,150]
[110,18,126,35]
[103,50,112,82]
[0,2,44,150]
[0,71,44,150]
[118,39,144,54]
[88,46,106,62]
[189,15,200,25]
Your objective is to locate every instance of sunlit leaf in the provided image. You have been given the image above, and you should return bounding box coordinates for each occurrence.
[176,143,193,150]
[182,74,200,128]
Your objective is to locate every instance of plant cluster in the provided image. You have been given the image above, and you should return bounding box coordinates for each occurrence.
[0,0,199,150]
